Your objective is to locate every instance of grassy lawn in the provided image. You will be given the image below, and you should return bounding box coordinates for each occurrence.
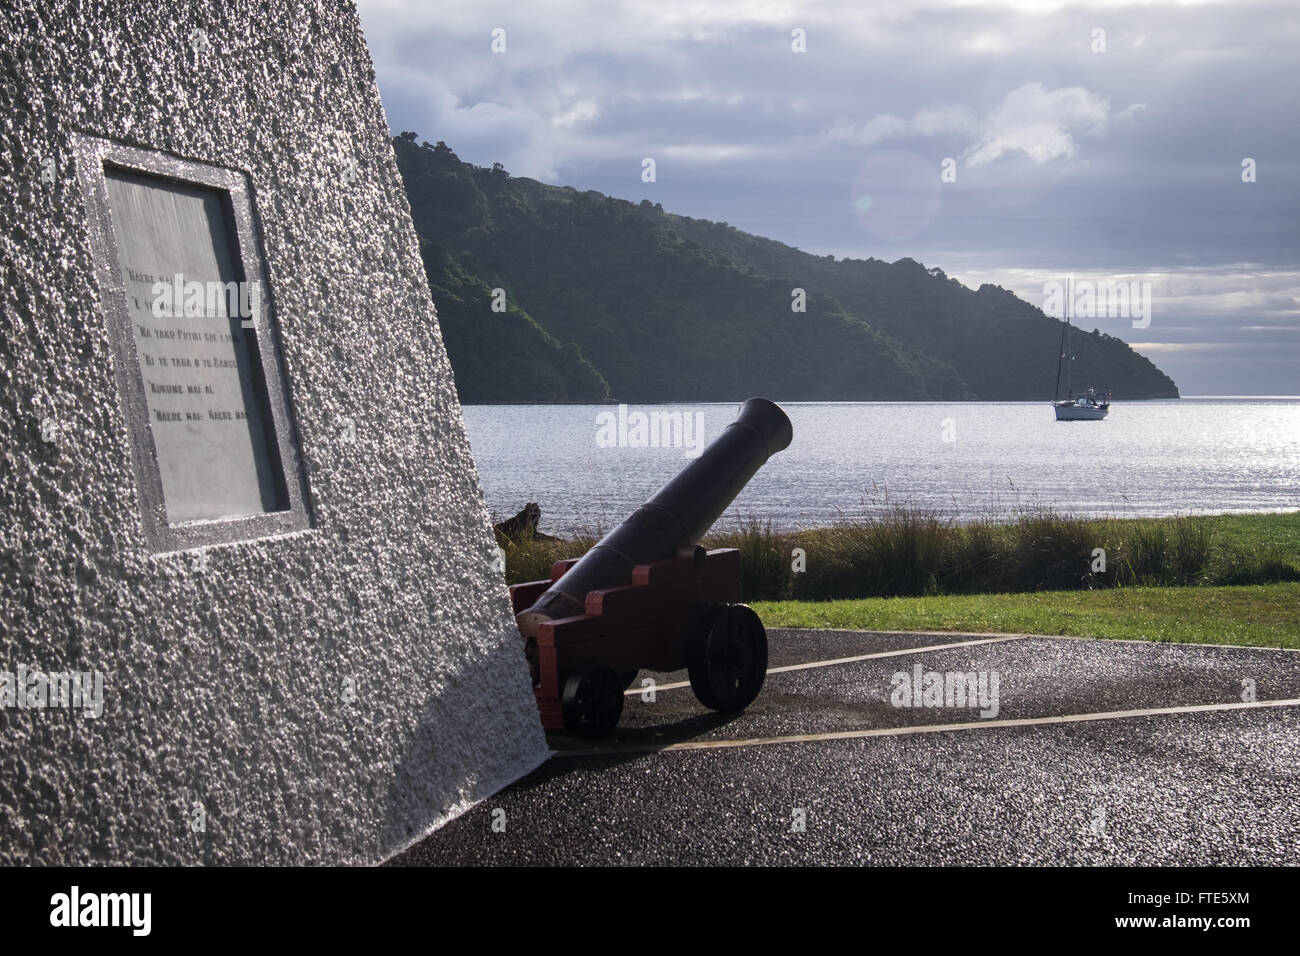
[1208,511,1300,559]
[752,581,1300,650]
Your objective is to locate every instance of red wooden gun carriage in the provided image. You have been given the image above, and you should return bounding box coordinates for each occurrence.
[512,398,792,738]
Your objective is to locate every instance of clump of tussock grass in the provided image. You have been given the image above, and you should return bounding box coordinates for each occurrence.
[703,518,793,602]
[1005,507,1100,591]
[495,522,598,586]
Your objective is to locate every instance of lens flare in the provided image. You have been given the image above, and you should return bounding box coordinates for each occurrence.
[850,150,942,241]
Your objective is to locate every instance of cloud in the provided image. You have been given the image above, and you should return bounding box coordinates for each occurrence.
[963,83,1110,166]
[551,99,600,129]
[659,143,768,162]
[824,85,1112,167]
[947,265,1300,320]
[825,105,977,145]
[825,113,907,145]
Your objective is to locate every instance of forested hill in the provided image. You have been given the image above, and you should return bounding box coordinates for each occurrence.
[392,133,1180,403]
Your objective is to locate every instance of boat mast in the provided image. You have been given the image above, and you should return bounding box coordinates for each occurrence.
[1064,276,1073,399]
[1053,290,1067,401]
[1053,275,1072,401]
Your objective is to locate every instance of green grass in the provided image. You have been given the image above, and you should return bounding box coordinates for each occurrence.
[1210,511,1300,555]
[752,582,1300,649]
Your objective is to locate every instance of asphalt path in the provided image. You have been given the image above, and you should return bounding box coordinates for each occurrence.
[390,629,1300,865]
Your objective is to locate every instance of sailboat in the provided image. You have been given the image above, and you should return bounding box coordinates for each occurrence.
[1052,278,1110,421]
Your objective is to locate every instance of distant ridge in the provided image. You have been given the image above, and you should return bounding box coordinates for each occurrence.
[393,133,1180,404]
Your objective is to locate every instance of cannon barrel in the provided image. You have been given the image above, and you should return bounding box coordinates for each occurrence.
[516,397,793,635]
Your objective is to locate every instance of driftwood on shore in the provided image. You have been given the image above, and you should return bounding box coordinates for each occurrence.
[493,502,558,544]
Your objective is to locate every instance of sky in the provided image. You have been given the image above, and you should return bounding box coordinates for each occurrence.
[355,0,1300,396]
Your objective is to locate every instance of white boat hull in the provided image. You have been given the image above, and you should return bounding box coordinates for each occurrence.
[1053,402,1108,421]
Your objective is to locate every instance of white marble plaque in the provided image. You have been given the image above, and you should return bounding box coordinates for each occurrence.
[104,169,283,522]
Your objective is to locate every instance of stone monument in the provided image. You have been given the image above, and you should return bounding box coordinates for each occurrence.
[0,0,548,864]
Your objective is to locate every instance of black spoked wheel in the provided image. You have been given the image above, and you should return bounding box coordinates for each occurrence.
[561,665,625,739]
[688,603,768,713]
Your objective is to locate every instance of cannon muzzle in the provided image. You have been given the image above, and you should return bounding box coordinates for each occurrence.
[516,397,792,635]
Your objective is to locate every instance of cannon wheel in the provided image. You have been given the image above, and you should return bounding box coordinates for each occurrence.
[561,664,624,739]
[688,603,768,713]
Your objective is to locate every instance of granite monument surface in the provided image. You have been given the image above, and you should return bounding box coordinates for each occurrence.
[0,0,548,864]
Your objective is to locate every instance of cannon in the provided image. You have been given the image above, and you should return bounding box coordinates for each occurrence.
[511,397,793,738]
